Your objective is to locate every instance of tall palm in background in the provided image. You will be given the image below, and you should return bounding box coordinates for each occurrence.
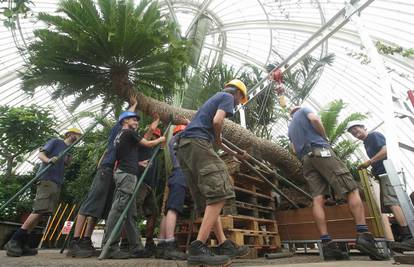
[20,0,303,180]
[319,99,367,161]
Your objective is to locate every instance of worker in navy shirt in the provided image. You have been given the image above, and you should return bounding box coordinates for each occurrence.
[5,128,82,257]
[177,79,249,266]
[68,96,138,258]
[348,121,414,251]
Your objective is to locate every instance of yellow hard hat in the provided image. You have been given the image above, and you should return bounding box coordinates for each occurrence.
[65,127,82,135]
[225,79,248,104]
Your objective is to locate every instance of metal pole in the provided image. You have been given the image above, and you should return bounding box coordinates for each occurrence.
[98,123,172,260]
[222,137,313,201]
[0,109,113,212]
[239,105,247,128]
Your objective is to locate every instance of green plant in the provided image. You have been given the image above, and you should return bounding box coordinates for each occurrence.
[0,0,33,28]
[0,105,57,178]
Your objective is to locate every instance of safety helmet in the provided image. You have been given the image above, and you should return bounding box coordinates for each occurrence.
[118,111,140,124]
[225,79,248,104]
[153,128,161,137]
[65,128,82,136]
[173,125,186,135]
[347,121,365,132]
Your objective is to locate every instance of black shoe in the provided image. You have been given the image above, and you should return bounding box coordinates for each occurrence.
[130,245,147,258]
[155,242,166,259]
[163,240,187,260]
[321,241,350,261]
[101,246,130,260]
[5,239,23,257]
[119,238,129,253]
[187,240,231,266]
[216,239,249,259]
[356,232,390,261]
[390,237,414,253]
[21,244,38,256]
[72,238,95,258]
[142,241,156,258]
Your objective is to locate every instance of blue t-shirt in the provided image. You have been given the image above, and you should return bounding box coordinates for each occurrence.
[181,92,235,142]
[137,146,160,189]
[288,107,329,159]
[363,131,387,176]
[167,135,187,188]
[38,138,68,186]
[100,123,122,167]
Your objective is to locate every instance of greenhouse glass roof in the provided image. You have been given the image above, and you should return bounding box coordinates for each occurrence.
[0,0,413,191]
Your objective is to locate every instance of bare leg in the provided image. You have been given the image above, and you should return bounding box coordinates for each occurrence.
[159,216,167,239]
[146,215,156,244]
[197,201,224,243]
[312,195,328,235]
[390,205,408,226]
[165,210,178,239]
[21,213,43,232]
[212,217,226,245]
[83,217,97,237]
[347,189,366,225]
[73,214,87,238]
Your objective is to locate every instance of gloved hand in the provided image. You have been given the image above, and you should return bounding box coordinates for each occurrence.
[48,156,59,165]
[357,160,372,170]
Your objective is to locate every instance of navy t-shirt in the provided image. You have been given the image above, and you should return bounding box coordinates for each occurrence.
[363,131,387,176]
[181,92,235,142]
[288,107,329,159]
[115,129,142,174]
[38,138,68,186]
[100,123,122,168]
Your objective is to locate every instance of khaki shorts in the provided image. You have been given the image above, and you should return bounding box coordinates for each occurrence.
[302,147,359,198]
[136,183,158,217]
[378,174,400,209]
[177,138,235,215]
[32,180,61,215]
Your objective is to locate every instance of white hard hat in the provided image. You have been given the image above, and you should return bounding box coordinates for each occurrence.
[347,121,365,132]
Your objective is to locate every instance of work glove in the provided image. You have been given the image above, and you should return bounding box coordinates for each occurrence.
[357,160,371,170]
[48,156,59,165]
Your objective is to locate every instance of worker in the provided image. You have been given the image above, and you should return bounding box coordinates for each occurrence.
[156,124,188,260]
[5,128,82,257]
[68,95,138,258]
[124,125,164,257]
[288,106,388,261]
[100,110,165,259]
[347,121,414,252]
[176,79,250,266]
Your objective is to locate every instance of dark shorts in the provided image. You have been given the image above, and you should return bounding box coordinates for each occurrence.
[165,183,187,215]
[177,138,235,215]
[302,147,359,198]
[78,166,115,219]
[136,183,158,218]
[378,174,400,208]
[32,180,61,215]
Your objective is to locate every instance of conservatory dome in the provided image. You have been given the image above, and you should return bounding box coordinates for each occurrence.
[0,0,413,191]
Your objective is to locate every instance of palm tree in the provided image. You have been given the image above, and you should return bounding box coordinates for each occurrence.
[20,0,303,181]
[319,99,368,161]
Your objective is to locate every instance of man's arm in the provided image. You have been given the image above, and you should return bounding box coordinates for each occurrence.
[140,136,166,148]
[213,109,227,147]
[38,151,57,164]
[289,143,296,155]
[359,146,387,169]
[307,112,328,141]
[128,93,138,112]
[145,113,160,139]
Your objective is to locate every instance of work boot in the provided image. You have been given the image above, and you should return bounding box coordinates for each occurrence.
[130,245,147,258]
[101,246,130,260]
[21,234,37,256]
[356,232,390,261]
[66,239,78,257]
[390,237,414,253]
[142,241,156,257]
[321,241,350,261]
[155,242,166,259]
[72,238,95,258]
[216,239,249,259]
[163,240,187,260]
[187,240,231,266]
[5,239,23,257]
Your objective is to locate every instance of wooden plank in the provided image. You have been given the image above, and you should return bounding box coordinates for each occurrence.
[234,186,273,200]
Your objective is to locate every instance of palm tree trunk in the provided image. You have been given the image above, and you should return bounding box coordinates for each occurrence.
[134,91,303,181]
